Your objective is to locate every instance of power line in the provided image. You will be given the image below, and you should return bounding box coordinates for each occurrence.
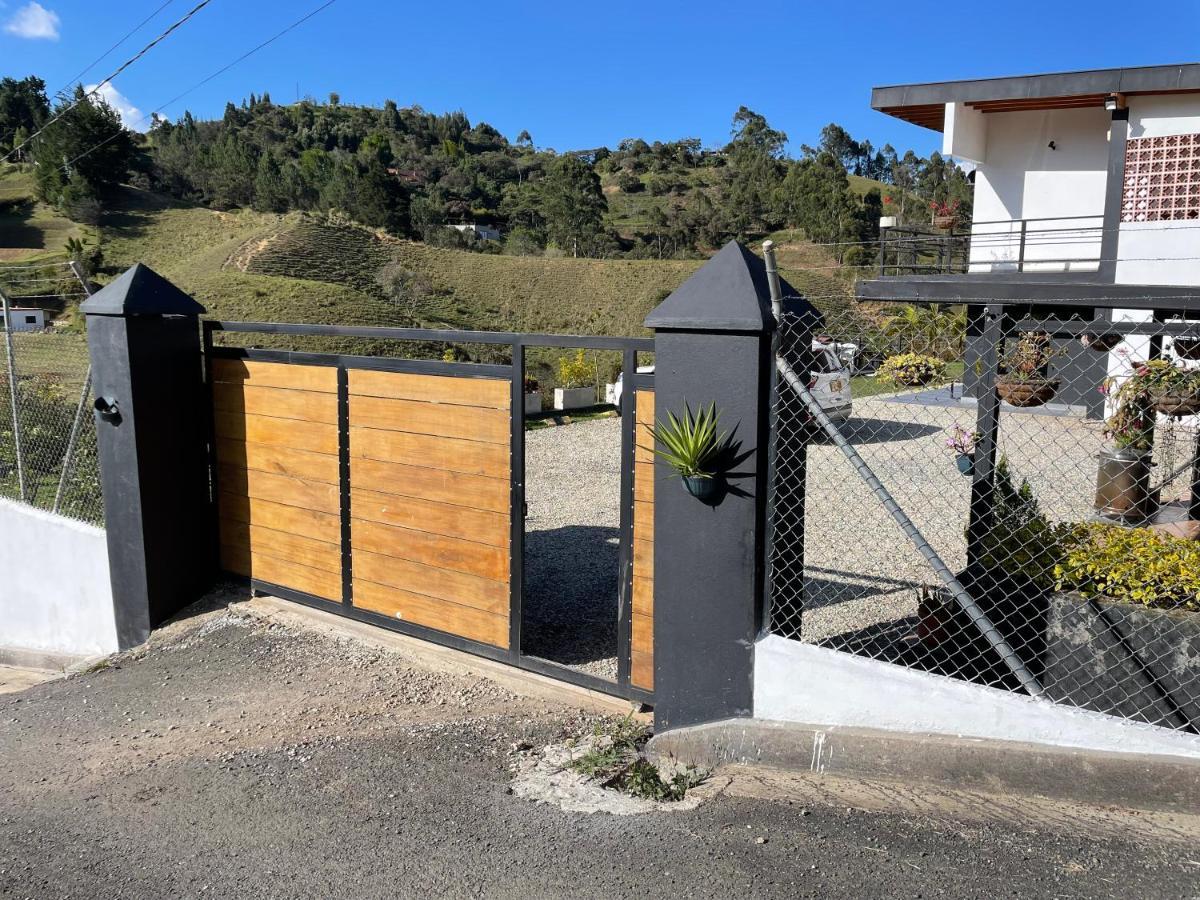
[57,0,177,97]
[2,0,214,164]
[60,0,339,173]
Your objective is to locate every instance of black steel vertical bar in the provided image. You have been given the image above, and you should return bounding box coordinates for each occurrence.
[966,306,1010,569]
[615,348,636,689]
[337,367,352,606]
[201,321,222,577]
[1190,431,1200,523]
[1017,220,1028,273]
[508,340,525,660]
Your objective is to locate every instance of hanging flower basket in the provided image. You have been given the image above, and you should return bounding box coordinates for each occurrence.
[997,378,1060,408]
[1153,390,1200,417]
[1174,337,1200,360]
[1081,333,1123,352]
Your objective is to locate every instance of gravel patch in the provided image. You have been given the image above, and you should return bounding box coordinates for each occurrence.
[522,416,623,680]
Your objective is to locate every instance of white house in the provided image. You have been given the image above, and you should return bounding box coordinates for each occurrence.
[2,307,47,332]
[448,223,502,242]
[859,63,1200,414]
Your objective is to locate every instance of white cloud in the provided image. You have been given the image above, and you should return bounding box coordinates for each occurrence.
[86,82,147,132]
[4,2,61,40]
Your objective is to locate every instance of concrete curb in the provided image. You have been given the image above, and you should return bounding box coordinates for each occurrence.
[238,596,643,719]
[0,645,94,673]
[647,717,1200,813]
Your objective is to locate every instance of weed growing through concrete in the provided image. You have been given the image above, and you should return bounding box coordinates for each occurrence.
[568,715,706,802]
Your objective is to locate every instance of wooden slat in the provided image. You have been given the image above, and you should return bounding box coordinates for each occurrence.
[631,650,654,691]
[350,395,509,444]
[633,499,653,540]
[635,391,655,459]
[634,462,656,503]
[632,613,653,656]
[216,438,340,485]
[350,427,509,478]
[633,538,654,580]
[348,369,510,409]
[212,382,339,425]
[351,519,509,581]
[212,358,337,393]
[218,492,340,544]
[218,518,341,574]
[216,464,340,515]
[220,544,341,601]
[213,410,339,456]
[351,489,509,547]
[353,549,506,615]
[632,575,653,618]
[353,579,508,648]
[351,457,508,513]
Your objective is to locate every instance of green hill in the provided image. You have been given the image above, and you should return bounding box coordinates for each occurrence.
[0,166,90,264]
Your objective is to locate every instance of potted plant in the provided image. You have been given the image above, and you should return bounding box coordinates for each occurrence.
[945,424,980,475]
[1113,358,1200,417]
[878,353,946,387]
[553,349,595,411]
[646,402,725,501]
[997,332,1061,407]
[929,199,960,230]
[523,376,542,415]
[1174,333,1200,361]
[1096,375,1156,522]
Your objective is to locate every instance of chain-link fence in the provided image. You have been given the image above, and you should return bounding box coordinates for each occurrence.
[0,264,103,526]
[769,299,1200,734]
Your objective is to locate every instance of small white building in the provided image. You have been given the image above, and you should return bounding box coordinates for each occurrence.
[448,223,502,242]
[2,307,46,332]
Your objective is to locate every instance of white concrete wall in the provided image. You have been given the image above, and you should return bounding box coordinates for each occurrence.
[943,102,987,165]
[754,634,1200,760]
[968,107,1109,273]
[0,498,118,659]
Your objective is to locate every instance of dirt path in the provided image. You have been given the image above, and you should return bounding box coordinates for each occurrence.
[1,589,1196,899]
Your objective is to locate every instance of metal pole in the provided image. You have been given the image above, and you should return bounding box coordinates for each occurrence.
[0,286,26,503]
[53,262,95,513]
[775,354,1046,699]
[761,240,785,632]
[762,240,783,324]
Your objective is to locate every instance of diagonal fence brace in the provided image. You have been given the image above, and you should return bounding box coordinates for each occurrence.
[775,354,1046,700]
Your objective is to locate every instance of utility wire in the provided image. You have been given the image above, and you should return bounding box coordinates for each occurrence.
[2,0,214,164]
[59,0,339,174]
[57,0,177,97]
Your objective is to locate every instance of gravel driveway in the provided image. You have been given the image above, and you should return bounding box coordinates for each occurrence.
[2,595,1196,899]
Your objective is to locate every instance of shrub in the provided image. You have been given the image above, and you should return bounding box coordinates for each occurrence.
[557,349,593,389]
[1055,524,1200,611]
[878,353,945,386]
[976,457,1075,588]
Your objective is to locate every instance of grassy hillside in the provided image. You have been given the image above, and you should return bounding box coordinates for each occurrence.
[0,166,90,263]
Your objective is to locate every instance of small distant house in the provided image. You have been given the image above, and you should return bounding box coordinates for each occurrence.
[2,308,46,332]
[448,223,502,242]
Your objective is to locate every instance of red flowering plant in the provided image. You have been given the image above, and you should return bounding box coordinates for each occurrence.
[929,199,960,222]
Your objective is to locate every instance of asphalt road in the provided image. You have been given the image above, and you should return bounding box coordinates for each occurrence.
[1,595,1196,900]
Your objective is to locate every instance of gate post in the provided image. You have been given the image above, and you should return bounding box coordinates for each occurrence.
[82,264,213,648]
[645,241,793,731]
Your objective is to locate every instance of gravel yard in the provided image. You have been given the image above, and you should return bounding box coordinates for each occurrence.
[522,416,623,680]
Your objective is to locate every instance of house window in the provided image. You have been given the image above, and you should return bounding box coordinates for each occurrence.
[1121,133,1200,222]
[24,315,36,325]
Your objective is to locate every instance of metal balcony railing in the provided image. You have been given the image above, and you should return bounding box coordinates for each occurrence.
[877,215,1104,277]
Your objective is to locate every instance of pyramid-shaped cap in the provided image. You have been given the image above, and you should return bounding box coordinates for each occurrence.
[80,263,206,316]
[644,240,814,331]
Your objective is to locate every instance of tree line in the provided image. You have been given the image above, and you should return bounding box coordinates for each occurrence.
[1,75,972,263]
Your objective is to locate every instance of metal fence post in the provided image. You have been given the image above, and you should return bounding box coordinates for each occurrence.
[82,264,213,648]
[0,287,27,502]
[644,241,817,731]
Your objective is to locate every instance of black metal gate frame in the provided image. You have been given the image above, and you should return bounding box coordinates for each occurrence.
[203,321,655,704]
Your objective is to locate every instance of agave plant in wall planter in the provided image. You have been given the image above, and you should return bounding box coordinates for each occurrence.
[647,402,726,501]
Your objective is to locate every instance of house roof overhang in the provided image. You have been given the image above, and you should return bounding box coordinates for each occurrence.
[856,274,1200,312]
[873,63,1200,132]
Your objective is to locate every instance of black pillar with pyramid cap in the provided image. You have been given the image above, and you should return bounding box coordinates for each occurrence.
[645,241,820,731]
[82,264,213,648]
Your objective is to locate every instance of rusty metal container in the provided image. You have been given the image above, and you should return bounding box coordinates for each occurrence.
[1094,448,1153,523]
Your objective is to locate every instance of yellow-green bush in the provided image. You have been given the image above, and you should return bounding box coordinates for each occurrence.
[1054,524,1200,611]
[557,349,593,389]
[878,353,946,387]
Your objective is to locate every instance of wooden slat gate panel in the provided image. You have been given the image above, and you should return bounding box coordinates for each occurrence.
[631,389,655,691]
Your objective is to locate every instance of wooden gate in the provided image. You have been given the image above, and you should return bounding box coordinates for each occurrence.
[206,323,652,702]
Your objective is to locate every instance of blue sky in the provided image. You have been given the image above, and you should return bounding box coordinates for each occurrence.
[3,0,1199,158]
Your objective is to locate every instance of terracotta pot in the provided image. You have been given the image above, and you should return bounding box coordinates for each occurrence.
[932,215,956,230]
[997,378,1059,408]
[1154,390,1200,417]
